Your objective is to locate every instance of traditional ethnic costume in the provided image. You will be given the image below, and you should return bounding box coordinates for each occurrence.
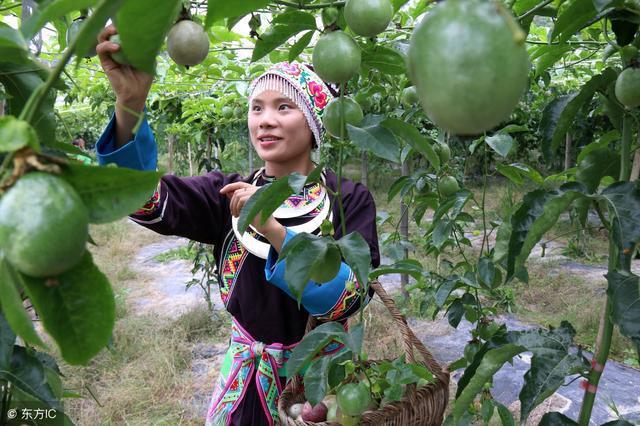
[96,61,380,425]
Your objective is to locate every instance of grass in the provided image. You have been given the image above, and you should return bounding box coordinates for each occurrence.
[55,220,232,425]
[154,244,197,263]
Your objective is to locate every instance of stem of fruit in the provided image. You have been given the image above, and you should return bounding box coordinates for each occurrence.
[517,0,553,21]
[577,113,634,425]
[495,2,526,45]
[274,0,345,9]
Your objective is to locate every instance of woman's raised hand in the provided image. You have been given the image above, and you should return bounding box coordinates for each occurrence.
[96,25,153,110]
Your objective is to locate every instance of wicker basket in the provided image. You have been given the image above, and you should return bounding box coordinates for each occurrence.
[278,280,450,425]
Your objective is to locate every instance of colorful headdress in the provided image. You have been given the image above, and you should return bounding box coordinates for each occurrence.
[248,61,336,148]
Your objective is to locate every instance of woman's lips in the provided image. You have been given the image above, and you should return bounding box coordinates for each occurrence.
[259,137,282,148]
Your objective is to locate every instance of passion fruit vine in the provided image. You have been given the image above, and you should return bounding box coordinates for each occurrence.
[615,66,640,108]
[313,31,361,83]
[344,0,394,37]
[407,0,529,135]
[322,97,364,138]
[0,173,89,277]
[167,20,210,67]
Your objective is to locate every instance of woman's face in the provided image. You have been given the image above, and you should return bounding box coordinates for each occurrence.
[248,90,313,164]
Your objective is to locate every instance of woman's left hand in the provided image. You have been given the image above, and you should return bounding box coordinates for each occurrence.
[220,182,282,237]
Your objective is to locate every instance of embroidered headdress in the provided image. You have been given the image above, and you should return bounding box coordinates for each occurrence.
[248,61,337,148]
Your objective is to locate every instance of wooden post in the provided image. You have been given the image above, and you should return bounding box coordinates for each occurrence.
[564,133,572,171]
[631,131,640,181]
[361,150,368,186]
[188,140,193,176]
[400,158,410,299]
[168,134,174,175]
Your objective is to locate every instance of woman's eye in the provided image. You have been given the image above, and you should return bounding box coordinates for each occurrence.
[252,105,261,111]
[279,104,292,110]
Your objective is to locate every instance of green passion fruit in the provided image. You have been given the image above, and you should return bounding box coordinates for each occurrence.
[312,31,361,83]
[108,34,130,65]
[0,173,89,277]
[322,97,364,138]
[336,383,372,417]
[407,0,529,135]
[167,20,210,67]
[400,86,419,107]
[438,175,460,197]
[615,67,640,108]
[344,0,394,37]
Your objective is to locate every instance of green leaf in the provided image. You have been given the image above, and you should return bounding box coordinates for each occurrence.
[252,11,317,62]
[450,344,526,423]
[304,355,331,406]
[432,218,453,250]
[18,251,115,365]
[288,30,314,62]
[539,412,578,425]
[506,183,586,280]
[347,117,400,163]
[446,298,464,328]
[600,181,640,251]
[343,323,364,355]
[551,0,599,42]
[115,0,182,74]
[606,271,640,346]
[336,232,372,288]
[370,260,423,281]
[538,69,617,162]
[477,257,496,289]
[392,0,411,11]
[575,148,620,193]
[0,22,29,60]
[530,43,573,76]
[280,234,330,302]
[0,310,16,372]
[286,321,347,380]
[495,163,544,186]
[60,163,162,224]
[0,259,47,350]
[508,322,588,423]
[0,116,40,152]
[495,401,516,426]
[206,0,270,29]
[72,0,124,61]
[361,46,406,75]
[3,346,60,410]
[0,61,56,145]
[21,0,98,40]
[485,134,515,158]
[381,118,440,170]
[238,172,306,233]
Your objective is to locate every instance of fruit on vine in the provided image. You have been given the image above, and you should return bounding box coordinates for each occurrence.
[620,45,638,64]
[354,92,373,110]
[313,31,361,83]
[0,173,88,277]
[336,383,372,416]
[344,0,394,37]
[222,106,233,119]
[108,34,130,65]
[615,67,640,108]
[322,6,340,27]
[301,401,328,422]
[407,0,529,135]
[401,86,419,107]
[287,403,304,419]
[436,142,451,163]
[234,106,243,118]
[438,175,459,197]
[66,17,97,58]
[322,97,364,138]
[167,20,210,67]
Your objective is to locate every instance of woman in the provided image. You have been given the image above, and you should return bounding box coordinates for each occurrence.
[94,26,380,425]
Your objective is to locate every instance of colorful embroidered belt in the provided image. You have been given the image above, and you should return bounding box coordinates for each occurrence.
[205,318,346,426]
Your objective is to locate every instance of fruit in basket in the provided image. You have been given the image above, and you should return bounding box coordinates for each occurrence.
[301,401,328,422]
[336,382,372,416]
[287,403,304,420]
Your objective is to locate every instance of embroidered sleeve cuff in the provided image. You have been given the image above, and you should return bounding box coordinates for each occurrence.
[96,110,157,171]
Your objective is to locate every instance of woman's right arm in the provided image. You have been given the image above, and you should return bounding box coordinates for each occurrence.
[94,25,240,245]
[96,25,153,149]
